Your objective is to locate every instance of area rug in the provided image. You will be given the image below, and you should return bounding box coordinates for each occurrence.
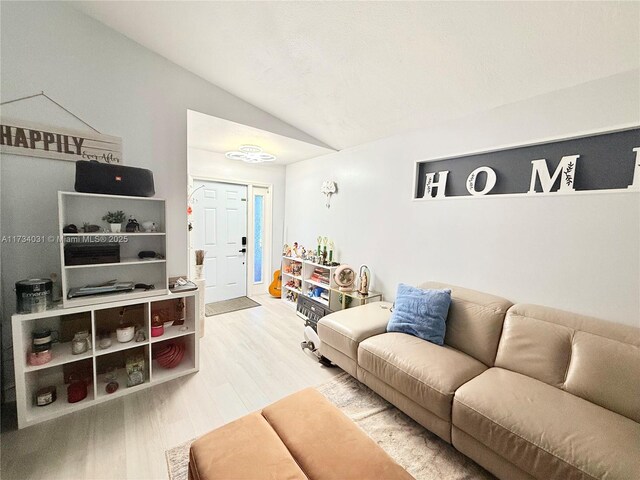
[165,373,494,480]
[204,296,260,316]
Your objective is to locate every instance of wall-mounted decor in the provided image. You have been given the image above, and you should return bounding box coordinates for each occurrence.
[0,118,122,164]
[321,181,337,208]
[414,127,639,199]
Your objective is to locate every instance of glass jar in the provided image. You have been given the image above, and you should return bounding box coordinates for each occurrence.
[71,330,91,355]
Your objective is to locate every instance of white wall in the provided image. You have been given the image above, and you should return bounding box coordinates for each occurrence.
[0,1,322,399]
[188,147,286,277]
[285,71,640,327]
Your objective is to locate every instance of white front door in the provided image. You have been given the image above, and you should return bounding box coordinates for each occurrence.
[193,181,247,303]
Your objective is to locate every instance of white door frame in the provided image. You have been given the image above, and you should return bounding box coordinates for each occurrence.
[188,175,273,298]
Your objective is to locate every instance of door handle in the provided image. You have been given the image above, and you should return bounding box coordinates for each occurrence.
[239,248,247,253]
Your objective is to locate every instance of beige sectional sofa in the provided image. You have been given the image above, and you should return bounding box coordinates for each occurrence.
[317,282,640,480]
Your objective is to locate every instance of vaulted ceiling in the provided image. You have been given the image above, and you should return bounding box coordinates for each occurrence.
[73,1,639,151]
[187,109,335,164]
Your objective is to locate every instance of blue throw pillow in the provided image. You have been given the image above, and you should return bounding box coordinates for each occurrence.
[387,284,452,345]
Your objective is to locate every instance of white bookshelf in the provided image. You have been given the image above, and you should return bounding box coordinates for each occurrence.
[281,256,339,309]
[281,256,383,311]
[281,257,303,306]
[11,290,199,429]
[58,191,168,307]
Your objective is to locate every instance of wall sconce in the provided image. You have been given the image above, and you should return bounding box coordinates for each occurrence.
[321,181,337,208]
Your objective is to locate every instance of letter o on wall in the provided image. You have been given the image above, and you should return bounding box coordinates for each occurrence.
[466,166,497,196]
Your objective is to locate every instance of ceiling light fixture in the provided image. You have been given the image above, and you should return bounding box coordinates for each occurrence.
[225,145,276,163]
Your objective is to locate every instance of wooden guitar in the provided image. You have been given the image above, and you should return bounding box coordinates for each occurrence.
[268,270,282,297]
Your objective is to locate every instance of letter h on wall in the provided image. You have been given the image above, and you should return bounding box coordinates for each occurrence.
[423,171,449,199]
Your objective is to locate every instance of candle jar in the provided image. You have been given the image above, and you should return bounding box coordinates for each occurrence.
[35,386,56,407]
[71,330,91,355]
[67,373,88,403]
[151,314,164,337]
[32,328,58,352]
[98,330,112,350]
[28,349,52,366]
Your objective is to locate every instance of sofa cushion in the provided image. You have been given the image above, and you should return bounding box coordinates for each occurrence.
[564,331,640,423]
[357,366,454,442]
[494,311,573,388]
[189,412,308,480]
[495,304,640,421]
[358,332,486,421]
[387,284,451,345]
[318,301,392,362]
[452,368,640,480]
[419,281,512,366]
[262,388,414,480]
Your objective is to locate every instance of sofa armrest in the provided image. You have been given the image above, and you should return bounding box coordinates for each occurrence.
[318,301,392,361]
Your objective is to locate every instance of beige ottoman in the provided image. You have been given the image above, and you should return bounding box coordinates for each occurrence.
[189,387,413,480]
[317,302,392,376]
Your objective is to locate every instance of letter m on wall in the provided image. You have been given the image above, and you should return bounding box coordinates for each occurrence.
[528,155,579,194]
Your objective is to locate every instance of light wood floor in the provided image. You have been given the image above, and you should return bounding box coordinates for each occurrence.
[1,295,340,480]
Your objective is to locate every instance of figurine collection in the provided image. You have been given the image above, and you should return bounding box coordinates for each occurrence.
[282,236,339,267]
[282,238,372,298]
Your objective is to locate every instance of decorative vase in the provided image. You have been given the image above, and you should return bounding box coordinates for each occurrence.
[110,223,122,233]
[195,265,204,280]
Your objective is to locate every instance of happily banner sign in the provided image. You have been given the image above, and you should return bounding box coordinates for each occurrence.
[0,119,122,164]
[414,127,639,199]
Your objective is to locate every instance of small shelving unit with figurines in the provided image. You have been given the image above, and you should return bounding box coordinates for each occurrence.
[281,237,383,314]
[281,242,304,307]
[281,237,340,310]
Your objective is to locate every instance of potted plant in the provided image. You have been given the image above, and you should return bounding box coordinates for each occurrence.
[102,210,126,233]
[194,249,205,280]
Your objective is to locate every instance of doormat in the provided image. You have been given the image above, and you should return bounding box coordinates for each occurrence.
[165,373,494,480]
[205,296,261,317]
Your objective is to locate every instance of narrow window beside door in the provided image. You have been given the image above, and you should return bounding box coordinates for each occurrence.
[254,194,265,283]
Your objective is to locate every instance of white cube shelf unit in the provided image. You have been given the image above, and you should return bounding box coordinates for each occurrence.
[58,191,168,308]
[281,256,338,309]
[282,256,383,311]
[11,290,199,429]
[281,256,303,306]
